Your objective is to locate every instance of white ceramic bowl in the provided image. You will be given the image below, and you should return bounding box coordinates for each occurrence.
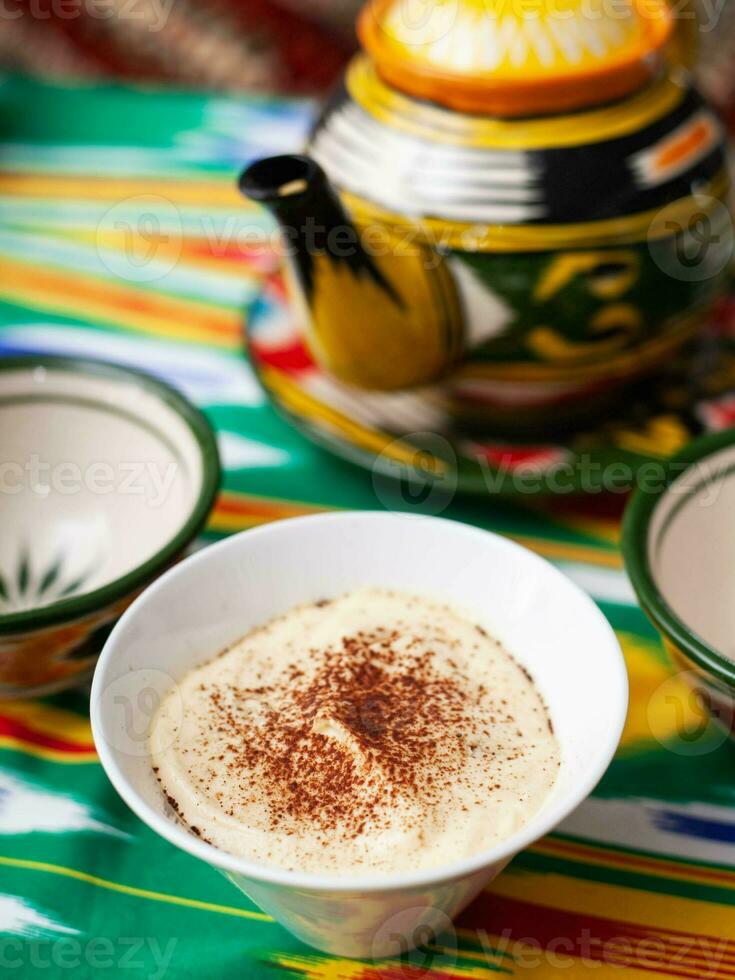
[91,512,627,959]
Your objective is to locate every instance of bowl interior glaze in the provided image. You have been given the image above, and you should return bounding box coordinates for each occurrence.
[623,429,735,688]
[649,443,735,662]
[0,357,219,633]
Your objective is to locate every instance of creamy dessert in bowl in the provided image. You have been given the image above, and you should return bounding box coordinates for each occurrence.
[91,512,627,958]
[623,429,735,739]
[149,588,560,875]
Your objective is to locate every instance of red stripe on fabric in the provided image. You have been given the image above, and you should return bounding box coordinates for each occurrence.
[458,893,735,977]
[0,716,94,756]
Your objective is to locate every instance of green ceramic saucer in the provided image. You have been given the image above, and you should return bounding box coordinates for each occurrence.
[0,356,220,697]
[622,428,735,734]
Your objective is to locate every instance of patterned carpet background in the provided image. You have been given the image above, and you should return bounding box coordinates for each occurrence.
[0,0,359,94]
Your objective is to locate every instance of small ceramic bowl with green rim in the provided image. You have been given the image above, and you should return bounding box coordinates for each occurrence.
[622,428,735,738]
[0,356,220,698]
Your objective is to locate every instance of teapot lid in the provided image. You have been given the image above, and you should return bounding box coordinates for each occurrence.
[358,0,673,116]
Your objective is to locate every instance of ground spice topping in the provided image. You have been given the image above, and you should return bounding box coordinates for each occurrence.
[208,632,475,838]
[149,589,560,875]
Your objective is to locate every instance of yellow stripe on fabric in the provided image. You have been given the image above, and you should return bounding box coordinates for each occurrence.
[209,490,621,568]
[209,492,331,533]
[0,856,272,922]
[270,951,503,979]
[552,517,620,548]
[0,175,244,209]
[215,508,623,571]
[614,630,729,752]
[492,866,735,936]
[529,504,621,548]
[0,737,97,764]
[0,256,241,348]
[1,700,92,743]
[508,535,620,569]
[66,227,258,279]
[209,511,280,534]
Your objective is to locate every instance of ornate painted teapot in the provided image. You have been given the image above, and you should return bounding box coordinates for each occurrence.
[242,0,731,425]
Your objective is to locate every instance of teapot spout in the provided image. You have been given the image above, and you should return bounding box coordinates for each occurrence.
[239,154,397,303]
[240,154,463,391]
[239,154,343,236]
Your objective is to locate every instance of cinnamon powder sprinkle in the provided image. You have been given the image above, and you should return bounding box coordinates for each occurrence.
[149,589,560,874]
[205,632,475,839]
